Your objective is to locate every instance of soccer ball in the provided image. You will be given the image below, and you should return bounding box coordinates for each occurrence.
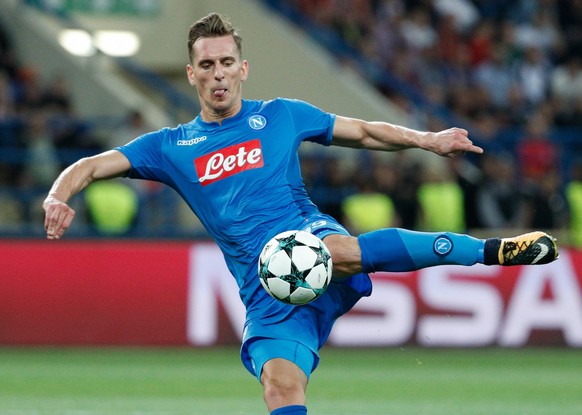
[258,230,333,305]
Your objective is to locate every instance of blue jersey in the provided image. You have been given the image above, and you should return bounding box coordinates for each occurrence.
[119,99,335,296]
[118,98,372,367]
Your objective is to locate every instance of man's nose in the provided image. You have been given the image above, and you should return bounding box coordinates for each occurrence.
[214,64,225,79]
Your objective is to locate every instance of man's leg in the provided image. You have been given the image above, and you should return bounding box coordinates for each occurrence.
[246,338,314,414]
[261,358,308,414]
[358,228,485,272]
[324,229,558,276]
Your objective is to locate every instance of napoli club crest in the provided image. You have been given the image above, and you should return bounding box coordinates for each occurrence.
[433,235,453,257]
[248,115,267,130]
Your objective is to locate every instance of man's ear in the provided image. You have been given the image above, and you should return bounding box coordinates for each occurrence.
[240,60,249,82]
[186,64,196,86]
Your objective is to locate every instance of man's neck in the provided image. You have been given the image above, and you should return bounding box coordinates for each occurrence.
[200,101,243,124]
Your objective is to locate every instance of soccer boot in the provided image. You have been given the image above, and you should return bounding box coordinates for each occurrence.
[484,231,559,266]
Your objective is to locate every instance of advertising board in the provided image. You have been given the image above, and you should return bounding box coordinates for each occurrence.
[1,241,581,347]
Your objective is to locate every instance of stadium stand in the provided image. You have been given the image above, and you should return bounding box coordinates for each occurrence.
[1,0,581,243]
[262,0,582,238]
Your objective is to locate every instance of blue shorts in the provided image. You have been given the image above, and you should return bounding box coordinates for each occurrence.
[240,214,373,381]
[246,338,316,383]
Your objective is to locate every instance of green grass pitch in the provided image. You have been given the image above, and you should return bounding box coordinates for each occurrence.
[0,346,580,414]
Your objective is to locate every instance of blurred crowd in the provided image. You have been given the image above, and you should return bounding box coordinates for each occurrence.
[280,0,582,242]
[288,0,582,130]
[1,14,92,224]
[0,13,151,231]
[2,1,582,242]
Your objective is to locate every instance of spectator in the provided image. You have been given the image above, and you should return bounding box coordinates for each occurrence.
[84,180,139,235]
[502,84,529,126]
[417,163,466,232]
[342,173,396,234]
[566,161,582,247]
[550,55,582,109]
[513,46,552,106]
[432,0,480,33]
[13,66,44,111]
[512,8,563,58]
[473,45,513,110]
[557,0,582,57]
[555,93,582,127]
[0,17,17,78]
[20,111,60,188]
[368,2,406,69]
[523,169,569,230]
[467,19,495,67]
[476,153,527,229]
[0,71,13,118]
[436,12,466,65]
[516,112,559,182]
[399,6,437,52]
[108,109,150,149]
[387,153,422,229]
[40,73,72,114]
[451,155,483,230]
[301,153,353,222]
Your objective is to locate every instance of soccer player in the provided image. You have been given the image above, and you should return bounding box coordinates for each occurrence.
[42,12,559,415]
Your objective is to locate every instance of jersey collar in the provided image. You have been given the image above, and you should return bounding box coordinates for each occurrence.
[193,99,253,130]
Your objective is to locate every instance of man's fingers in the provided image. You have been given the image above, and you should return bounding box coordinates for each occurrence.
[58,209,76,237]
[466,143,484,154]
[44,205,59,237]
[45,204,75,239]
[456,132,483,155]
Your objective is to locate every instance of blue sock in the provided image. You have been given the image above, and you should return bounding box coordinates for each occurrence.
[358,228,485,273]
[271,405,307,415]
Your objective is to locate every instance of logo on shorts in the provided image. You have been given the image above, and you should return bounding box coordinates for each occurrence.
[248,115,267,130]
[433,235,453,257]
[194,139,264,186]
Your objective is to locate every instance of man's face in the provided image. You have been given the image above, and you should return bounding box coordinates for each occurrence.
[187,35,248,122]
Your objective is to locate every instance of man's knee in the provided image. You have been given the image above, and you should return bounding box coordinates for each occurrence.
[322,234,362,277]
[261,358,307,411]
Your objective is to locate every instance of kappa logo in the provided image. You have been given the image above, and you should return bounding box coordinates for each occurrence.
[433,235,453,257]
[177,136,207,146]
[194,139,264,186]
[248,115,267,130]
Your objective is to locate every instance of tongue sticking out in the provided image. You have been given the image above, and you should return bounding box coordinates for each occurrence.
[213,89,227,98]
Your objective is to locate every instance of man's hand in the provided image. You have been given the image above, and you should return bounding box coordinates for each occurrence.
[429,128,484,158]
[43,196,76,240]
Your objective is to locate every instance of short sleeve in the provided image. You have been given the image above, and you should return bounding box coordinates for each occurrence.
[115,129,172,183]
[278,98,335,146]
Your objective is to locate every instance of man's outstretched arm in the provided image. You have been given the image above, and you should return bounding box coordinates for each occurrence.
[331,115,483,157]
[43,150,131,239]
